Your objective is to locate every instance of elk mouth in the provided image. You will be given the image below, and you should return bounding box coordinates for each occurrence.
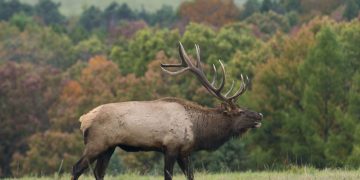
[253,122,262,128]
[253,113,263,128]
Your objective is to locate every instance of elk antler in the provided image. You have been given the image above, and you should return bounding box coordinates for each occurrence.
[161,42,249,108]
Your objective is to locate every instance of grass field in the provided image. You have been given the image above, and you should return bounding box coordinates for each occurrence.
[7,169,360,180]
[19,0,246,16]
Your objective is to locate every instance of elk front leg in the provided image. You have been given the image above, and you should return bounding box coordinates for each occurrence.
[164,151,177,180]
[177,155,194,180]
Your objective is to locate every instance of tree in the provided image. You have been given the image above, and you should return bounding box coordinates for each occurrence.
[103,2,119,30]
[117,3,135,20]
[10,131,83,176]
[340,21,360,76]
[300,0,342,15]
[261,0,273,12]
[281,0,301,12]
[110,28,179,76]
[49,56,127,132]
[347,72,360,166]
[73,35,106,61]
[215,23,258,63]
[117,20,148,39]
[79,6,102,31]
[34,0,65,25]
[240,0,260,19]
[180,23,216,62]
[343,0,359,20]
[0,62,62,176]
[179,0,240,27]
[246,11,290,40]
[248,20,318,168]
[0,22,75,69]
[102,2,135,33]
[0,0,33,21]
[9,12,36,31]
[299,27,349,167]
[149,5,178,27]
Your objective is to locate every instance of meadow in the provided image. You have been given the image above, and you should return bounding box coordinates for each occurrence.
[8,168,360,180]
[2,0,360,178]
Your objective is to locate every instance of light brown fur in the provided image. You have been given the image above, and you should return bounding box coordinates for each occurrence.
[72,98,262,180]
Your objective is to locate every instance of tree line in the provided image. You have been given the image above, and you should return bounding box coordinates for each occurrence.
[0,0,359,177]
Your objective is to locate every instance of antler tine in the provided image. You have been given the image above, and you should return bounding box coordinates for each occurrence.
[161,43,187,68]
[160,58,186,68]
[161,42,194,75]
[195,44,202,69]
[160,66,191,75]
[179,42,194,67]
[228,74,248,100]
[216,60,226,92]
[211,64,217,86]
[224,80,235,97]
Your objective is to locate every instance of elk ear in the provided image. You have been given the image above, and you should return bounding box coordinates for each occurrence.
[221,103,231,112]
[221,103,234,116]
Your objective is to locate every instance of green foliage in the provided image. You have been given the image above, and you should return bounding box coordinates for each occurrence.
[299,28,348,167]
[282,0,301,12]
[194,139,248,171]
[148,5,178,27]
[9,12,36,31]
[246,11,290,39]
[0,22,76,69]
[34,0,65,25]
[111,27,179,76]
[240,0,260,19]
[261,0,273,12]
[73,35,107,61]
[78,6,102,31]
[0,0,33,21]
[10,131,83,177]
[286,11,300,27]
[343,0,359,21]
[339,21,360,75]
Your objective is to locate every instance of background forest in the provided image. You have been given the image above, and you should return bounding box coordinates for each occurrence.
[0,0,360,178]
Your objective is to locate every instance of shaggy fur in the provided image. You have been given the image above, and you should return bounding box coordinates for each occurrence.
[72,98,262,180]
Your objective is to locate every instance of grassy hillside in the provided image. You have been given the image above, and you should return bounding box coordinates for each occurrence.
[20,0,246,16]
[10,169,360,180]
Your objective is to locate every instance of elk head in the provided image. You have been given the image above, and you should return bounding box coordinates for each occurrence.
[161,42,263,130]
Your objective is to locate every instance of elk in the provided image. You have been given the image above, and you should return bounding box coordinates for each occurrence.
[71,42,263,180]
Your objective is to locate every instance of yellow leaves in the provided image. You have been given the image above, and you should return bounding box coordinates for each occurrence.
[82,55,115,77]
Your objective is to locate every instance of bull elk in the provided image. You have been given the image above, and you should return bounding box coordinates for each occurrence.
[71,42,263,180]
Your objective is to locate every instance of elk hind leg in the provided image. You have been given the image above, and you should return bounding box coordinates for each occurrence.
[71,145,104,180]
[94,147,116,180]
[71,155,96,180]
[177,155,194,180]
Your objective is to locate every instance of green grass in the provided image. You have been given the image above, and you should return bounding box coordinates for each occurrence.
[7,169,360,180]
[20,0,247,16]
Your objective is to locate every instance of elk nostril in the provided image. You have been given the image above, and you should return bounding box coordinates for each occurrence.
[259,113,263,119]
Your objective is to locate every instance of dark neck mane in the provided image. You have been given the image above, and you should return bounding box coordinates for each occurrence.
[159,97,235,151]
